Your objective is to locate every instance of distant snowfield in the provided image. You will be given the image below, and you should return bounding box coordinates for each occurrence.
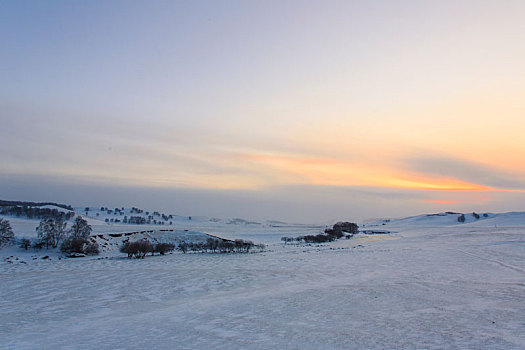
[1,212,525,349]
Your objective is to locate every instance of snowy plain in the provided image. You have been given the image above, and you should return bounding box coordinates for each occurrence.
[1,210,525,349]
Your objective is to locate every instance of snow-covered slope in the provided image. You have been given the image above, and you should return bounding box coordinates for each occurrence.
[2,207,525,349]
[0,204,293,238]
[93,229,213,253]
[363,211,525,229]
[2,211,525,349]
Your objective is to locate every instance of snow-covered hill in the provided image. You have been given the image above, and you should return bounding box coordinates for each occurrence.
[2,207,525,349]
[363,211,525,229]
[0,203,297,239]
[92,229,213,253]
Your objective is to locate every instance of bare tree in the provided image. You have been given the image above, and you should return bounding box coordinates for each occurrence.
[0,218,14,247]
[60,217,98,255]
[84,242,100,255]
[53,219,67,247]
[69,216,92,240]
[178,242,188,254]
[19,238,31,250]
[36,218,67,248]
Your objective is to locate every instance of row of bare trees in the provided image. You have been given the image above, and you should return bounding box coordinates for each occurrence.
[120,237,264,258]
[120,240,175,258]
[179,238,262,254]
[1,206,75,221]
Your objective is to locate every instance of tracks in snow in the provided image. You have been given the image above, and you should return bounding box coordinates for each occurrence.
[454,248,525,274]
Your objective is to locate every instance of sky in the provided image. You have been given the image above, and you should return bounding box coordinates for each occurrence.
[1,0,524,223]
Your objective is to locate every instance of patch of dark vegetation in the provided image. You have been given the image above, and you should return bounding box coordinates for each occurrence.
[0,200,73,211]
[178,238,263,254]
[458,214,466,223]
[98,207,176,225]
[297,234,336,243]
[283,221,359,244]
[0,206,75,221]
[120,240,175,258]
[361,230,391,234]
[472,212,480,219]
[155,243,176,255]
[121,237,264,258]
[227,218,261,225]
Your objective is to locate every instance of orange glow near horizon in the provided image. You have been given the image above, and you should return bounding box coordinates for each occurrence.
[235,152,516,194]
[423,199,462,205]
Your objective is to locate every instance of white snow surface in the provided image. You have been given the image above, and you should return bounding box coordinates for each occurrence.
[1,211,525,349]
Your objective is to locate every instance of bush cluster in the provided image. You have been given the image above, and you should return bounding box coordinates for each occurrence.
[178,238,261,254]
[120,240,175,258]
[295,234,336,243]
[60,238,100,255]
[121,237,263,258]
[283,221,359,244]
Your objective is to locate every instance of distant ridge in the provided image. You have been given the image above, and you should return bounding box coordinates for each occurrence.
[364,211,525,228]
[0,199,73,211]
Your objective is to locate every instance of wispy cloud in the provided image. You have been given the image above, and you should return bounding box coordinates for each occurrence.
[403,155,525,191]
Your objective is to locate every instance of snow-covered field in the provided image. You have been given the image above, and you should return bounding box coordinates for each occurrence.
[1,211,525,349]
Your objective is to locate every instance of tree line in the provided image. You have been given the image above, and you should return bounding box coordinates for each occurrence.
[282,221,359,244]
[120,237,265,258]
[0,206,75,221]
[120,241,176,258]
[0,200,73,210]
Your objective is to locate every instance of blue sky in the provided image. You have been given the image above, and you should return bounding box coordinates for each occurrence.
[1,1,524,222]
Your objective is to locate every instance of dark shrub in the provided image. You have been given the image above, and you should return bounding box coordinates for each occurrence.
[61,237,90,255]
[178,242,188,254]
[120,241,134,258]
[281,237,294,244]
[120,240,152,258]
[299,234,335,243]
[334,222,359,234]
[154,243,175,255]
[32,241,44,250]
[85,242,100,255]
[19,238,31,250]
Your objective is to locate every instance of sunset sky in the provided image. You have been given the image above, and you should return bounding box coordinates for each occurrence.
[1,1,524,222]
